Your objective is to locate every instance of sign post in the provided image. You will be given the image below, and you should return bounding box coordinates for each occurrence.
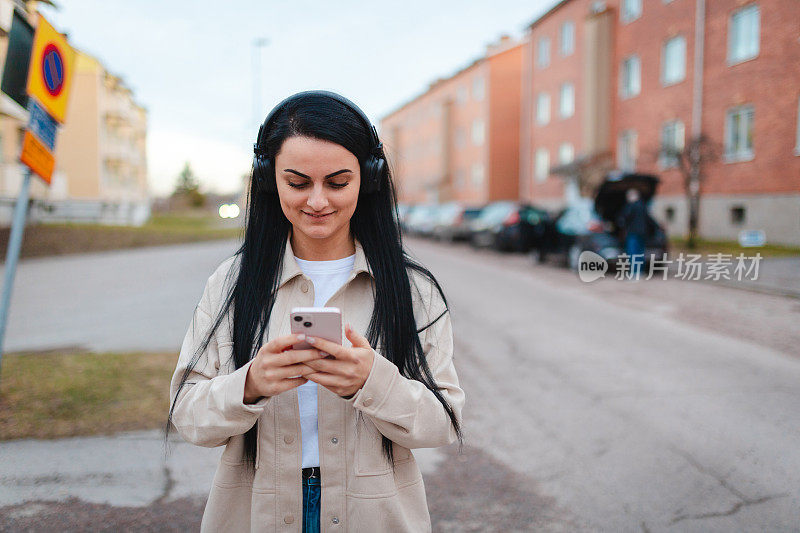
[0,14,74,379]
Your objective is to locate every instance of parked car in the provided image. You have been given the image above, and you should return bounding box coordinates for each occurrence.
[404,203,440,237]
[431,202,484,242]
[468,201,550,252]
[396,203,411,227]
[532,172,668,270]
[398,203,418,233]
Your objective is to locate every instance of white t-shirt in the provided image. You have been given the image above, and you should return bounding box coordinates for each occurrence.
[293,253,356,469]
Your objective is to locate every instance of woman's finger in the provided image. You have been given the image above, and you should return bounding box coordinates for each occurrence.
[304,371,339,389]
[273,376,308,394]
[271,362,317,379]
[272,348,325,367]
[302,357,338,374]
[262,333,306,355]
[306,336,347,358]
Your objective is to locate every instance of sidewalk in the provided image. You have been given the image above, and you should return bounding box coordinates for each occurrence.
[0,430,221,509]
[0,429,444,509]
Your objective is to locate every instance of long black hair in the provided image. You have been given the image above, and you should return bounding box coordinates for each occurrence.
[165,92,463,473]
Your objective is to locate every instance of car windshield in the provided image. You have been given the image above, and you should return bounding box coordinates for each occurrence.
[556,198,600,235]
[408,205,434,222]
[437,203,462,223]
[477,202,516,225]
[463,208,483,220]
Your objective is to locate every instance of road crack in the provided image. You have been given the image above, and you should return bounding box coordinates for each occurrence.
[668,445,788,524]
[669,494,787,525]
[153,463,175,506]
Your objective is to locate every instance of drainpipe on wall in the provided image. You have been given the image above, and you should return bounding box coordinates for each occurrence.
[687,0,706,241]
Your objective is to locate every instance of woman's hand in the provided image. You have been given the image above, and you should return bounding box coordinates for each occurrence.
[302,323,375,399]
[243,333,324,403]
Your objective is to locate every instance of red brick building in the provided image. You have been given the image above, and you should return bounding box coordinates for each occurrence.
[522,0,800,245]
[380,36,523,205]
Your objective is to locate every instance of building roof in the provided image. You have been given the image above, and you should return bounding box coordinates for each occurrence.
[527,0,572,30]
[380,35,521,122]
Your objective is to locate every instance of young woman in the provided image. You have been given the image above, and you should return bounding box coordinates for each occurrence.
[165,90,465,532]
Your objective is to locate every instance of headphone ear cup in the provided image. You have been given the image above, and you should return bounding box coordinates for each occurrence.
[253,155,277,193]
[361,156,385,194]
[263,157,276,193]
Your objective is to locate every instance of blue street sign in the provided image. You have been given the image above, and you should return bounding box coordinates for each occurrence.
[27,97,57,151]
[738,229,766,247]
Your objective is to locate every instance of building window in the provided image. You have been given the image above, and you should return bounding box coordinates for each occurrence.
[728,4,759,65]
[621,0,641,23]
[472,76,485,101]
[724,104,754,161]
[457,85,468,105]
[730,206,746,225]
[617,129,638,171]
[536,92,550,125]
[471,163,484,187]
[537,37,550,68]
[659,120,685,168]
[535,149,550,182]
[662,35,686,86]
[471,119,485,145]
[620,55,641,99]
[665,206,675,222]
[560,21,575,56]
[559,83,575,118]
[590,0,606,13]
[558,143,574,164]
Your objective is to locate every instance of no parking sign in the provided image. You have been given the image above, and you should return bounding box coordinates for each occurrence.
[19,15,74,182]
[25,15,74,124]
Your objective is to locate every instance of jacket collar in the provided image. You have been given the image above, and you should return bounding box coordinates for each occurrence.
[278,231,373,289]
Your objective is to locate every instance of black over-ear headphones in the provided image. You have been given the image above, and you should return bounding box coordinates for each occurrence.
[252,90,387,195]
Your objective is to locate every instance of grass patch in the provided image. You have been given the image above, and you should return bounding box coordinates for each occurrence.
[668,237,800,258]
[0,350,177,440]
[0,212,243,261]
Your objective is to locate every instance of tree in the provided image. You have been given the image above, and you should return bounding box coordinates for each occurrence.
[550,150,616,200]
[172,162,206,208]
[656,133,721,249]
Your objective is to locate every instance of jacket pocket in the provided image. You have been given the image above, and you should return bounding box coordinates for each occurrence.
[392,441,413,465]
[212,458,252,488]
[355,416,392,476]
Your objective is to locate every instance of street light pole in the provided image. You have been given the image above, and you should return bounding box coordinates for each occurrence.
[0,167,33,381]
[252,38,269,131]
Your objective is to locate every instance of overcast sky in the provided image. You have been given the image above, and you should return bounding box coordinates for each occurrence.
[40,0,555,197]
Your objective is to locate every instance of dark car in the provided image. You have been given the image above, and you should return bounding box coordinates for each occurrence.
[431,202,484,242]
[532,172,668,270]
[468,201,550,252]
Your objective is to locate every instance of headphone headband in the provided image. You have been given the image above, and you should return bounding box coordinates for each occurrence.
[254,90,381,156]
[252,90,386,194]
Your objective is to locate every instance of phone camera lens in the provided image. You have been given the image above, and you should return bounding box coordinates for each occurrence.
[293,316,303,322]
[303,321,312,328]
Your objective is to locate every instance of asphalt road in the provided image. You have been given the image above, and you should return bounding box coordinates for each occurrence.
[1,236,799,531]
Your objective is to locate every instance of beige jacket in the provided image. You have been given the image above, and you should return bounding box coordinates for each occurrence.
[168,233,465,532]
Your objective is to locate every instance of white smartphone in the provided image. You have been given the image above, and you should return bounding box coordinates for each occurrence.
[290,307,342,354]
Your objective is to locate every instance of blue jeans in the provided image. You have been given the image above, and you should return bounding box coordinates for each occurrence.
[625,233,646,279]
[302,475,321,533]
